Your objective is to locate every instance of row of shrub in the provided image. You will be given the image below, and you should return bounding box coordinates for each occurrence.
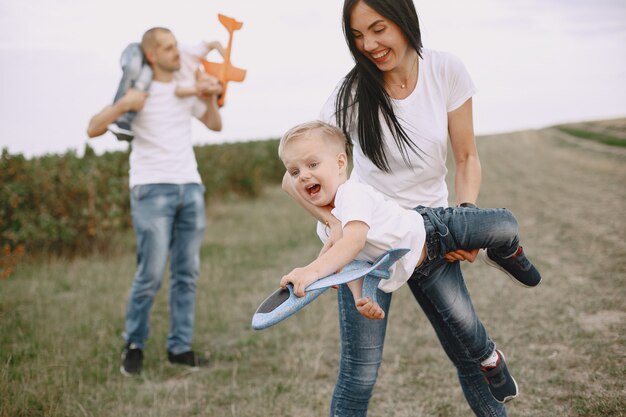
[0,139,284,277]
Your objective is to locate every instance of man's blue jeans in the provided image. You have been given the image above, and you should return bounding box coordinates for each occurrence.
[113,42,153,129]
[123,183,206,354]
[331,206,519,417]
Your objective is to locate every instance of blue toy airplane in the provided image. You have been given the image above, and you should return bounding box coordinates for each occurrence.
[251,248,410,330]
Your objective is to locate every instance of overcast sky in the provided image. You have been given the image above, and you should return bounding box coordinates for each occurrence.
[1,0,625,157]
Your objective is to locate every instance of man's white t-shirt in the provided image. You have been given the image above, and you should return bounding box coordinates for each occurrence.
[320,49,477,209]
[316,179,426,293]
[129,81,207,187]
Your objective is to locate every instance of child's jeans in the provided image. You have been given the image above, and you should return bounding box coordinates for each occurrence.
[415,205,520,277]
[112,43,153,129]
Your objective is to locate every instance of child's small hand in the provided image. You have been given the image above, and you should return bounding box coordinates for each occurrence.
[355,297,385,320]
[280,268,318,297]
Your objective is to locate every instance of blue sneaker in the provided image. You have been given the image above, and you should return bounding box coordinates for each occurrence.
[484,246,542,287]
[480,349,519,403]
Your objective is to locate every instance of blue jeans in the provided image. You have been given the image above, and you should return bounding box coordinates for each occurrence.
[331,206,519,417]
[112,42,153,129]
[123,183,206,354]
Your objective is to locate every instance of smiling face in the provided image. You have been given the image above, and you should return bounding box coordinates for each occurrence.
[281,130,348,208]
[348,1,413,74]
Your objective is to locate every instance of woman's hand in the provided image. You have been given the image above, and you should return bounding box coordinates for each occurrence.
[444,248,479,263]
[319,218,343,256]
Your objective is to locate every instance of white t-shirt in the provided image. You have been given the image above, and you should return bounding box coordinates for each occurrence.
[316,179,426,293]
[129,81,207,187]
[320,49,477,209]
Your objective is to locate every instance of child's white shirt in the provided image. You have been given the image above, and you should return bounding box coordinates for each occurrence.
[316,179,426,292]
[175,42,212,88]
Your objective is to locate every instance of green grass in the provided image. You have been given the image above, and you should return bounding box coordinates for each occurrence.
[556,126,626,148]
[1,166,625,416]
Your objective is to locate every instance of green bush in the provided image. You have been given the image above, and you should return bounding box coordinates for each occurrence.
[0,139,284,271]
[196,139,284,199]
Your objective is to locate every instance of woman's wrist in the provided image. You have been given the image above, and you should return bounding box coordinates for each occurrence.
[457,202,477,208]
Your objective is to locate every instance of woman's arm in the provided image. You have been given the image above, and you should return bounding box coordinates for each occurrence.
[445,98,482,262]
[448,98,481,206]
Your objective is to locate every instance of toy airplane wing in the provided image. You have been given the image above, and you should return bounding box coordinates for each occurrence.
[200,13,246,107]
[251,248,410,330]
[201,62,246,82]
[251,285,327,331]
[306,248,410,291]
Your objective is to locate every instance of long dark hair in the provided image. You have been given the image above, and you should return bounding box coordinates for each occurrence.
[336,0,424,172]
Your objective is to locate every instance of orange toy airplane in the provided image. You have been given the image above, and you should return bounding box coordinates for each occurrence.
[200,14,246,107]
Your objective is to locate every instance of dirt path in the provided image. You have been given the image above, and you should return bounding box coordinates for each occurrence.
[463,125,625,415]
[478,125,626,273]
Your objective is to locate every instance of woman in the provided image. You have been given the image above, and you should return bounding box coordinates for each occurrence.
[283,1,513,416]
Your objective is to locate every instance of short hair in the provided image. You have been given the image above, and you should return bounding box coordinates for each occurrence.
[278,121,348,160]
[141,27,171,54]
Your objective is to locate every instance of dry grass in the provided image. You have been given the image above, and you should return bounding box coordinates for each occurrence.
[1,123,625,416]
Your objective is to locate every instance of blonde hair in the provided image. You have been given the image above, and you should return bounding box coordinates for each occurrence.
[278,120,347,160]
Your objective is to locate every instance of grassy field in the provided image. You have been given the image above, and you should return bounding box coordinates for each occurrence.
[556,118,626,148]
[1,124,625,416]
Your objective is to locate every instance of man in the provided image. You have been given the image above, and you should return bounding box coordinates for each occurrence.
[87,27,223,376]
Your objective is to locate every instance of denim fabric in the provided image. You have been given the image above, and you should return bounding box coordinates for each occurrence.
[113,43,153,128]
[331,206,519,417]
[123,183,206,354]
[331,285,392,416]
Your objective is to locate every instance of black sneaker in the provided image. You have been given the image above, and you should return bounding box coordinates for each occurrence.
[167,350,208,370]
[120,342,143,376]
[108,123,135,142]
[480,349,519,403]
[484,246,542,287]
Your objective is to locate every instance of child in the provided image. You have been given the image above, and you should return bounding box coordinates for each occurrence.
[172,41,225,99]
[107,40,224,142]
[278,120,541,402]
